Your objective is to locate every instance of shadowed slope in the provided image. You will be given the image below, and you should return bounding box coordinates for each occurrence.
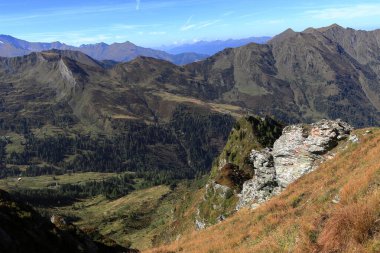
[0,189,137,253]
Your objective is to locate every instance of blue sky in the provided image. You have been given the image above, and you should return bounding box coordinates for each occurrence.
[0,0,380,47]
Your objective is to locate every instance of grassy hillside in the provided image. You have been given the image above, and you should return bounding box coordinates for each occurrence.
[146,128,380,253]
[0,172,116,190]
[26,180,207,251]
[64,185,171,249]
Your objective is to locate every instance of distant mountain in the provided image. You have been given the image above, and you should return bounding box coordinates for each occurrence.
[0,49,238,180]
[0,35,207,65]
[1,25,380,129]
[1,24,380,185]
[159,36,271,55]
[2,24,380,253]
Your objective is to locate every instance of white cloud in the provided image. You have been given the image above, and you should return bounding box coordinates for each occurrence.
[136,0,141,10]
[180,16,221,31]
[306,4,380,20]
[197,20,221,29]
[0,1,177,23]
[180,16,194,31]
[181,24,196,31]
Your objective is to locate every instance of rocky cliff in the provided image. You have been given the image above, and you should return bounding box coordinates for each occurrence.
[196,116,283,227]
[198,118,356,227]
[237,119,353,209]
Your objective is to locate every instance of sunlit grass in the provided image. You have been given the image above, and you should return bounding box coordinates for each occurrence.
[0,172,117,191]
[145,128,380,253]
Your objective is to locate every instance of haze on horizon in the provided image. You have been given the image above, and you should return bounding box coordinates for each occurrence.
[0,0,380,47]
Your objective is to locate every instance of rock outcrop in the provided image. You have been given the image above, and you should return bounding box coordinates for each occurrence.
[236,149,278,209]
[237,119,353,209]
[196,116,284,227]
[273,119,352,188]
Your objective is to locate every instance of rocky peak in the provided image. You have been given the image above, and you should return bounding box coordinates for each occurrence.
[270,28,297,42]
[316,23,345,33]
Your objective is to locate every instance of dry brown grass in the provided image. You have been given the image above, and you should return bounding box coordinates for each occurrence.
[317,191,380,253]
[144,129,380,253]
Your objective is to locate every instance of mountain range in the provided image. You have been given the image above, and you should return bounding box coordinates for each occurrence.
[157,36,271,55]
[1,23,380,252]
[0,35,208,65]
[1,24,380,132]
[0,23,379,185]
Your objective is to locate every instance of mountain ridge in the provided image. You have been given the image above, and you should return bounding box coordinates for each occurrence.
[0,34,208,65]
[2,24,380,129]
[1,24,380,252]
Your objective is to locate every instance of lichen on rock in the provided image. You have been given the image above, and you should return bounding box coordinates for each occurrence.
[237,119,354,210]
[236,148,278,209]
[274,119,352,188]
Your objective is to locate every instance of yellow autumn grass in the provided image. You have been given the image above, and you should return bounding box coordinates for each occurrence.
[145,129,380,253]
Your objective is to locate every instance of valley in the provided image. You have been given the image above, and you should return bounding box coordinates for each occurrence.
[0,23,380,253]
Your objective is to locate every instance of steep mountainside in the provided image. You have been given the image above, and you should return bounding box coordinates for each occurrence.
[0,189,136,253]
[147,127,380,253]
[2,25,380,129]
[1,24,380,252]
[183,25,380,126]
[195,116,283,227]
[196,118,354,228]
[1,24,380,185]
[315,24,380,76]
[1,25,380,132]
[0,50,239,186]
[0,35,207,65]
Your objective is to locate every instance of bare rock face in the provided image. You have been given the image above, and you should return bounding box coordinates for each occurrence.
[273,119,352,188]
[237,119,353,209]
[236,149,277,209]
